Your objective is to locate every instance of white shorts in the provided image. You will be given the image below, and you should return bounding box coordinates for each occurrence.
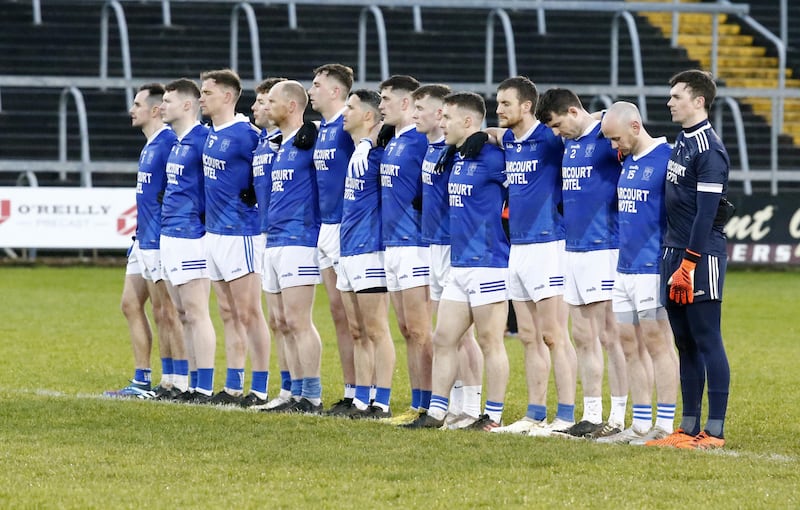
[317,223,341,272]
[206,232,264,282]
[337,252,387,293]
[429,244,451,302]
[612,272,663,313]
[563,249,618,306]
[384,245,431,292]
[125,240,162,282]
[159,235,209,286]
[508,240,566,302]
[441,266,509,307]
[262,245,322,293]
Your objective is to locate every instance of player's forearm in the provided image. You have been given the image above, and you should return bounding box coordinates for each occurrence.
[687,191,719,254]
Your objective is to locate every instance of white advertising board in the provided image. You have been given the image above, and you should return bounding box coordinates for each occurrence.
[0,187,137,249]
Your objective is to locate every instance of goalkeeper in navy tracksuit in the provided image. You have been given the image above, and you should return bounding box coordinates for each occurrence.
[653,70,732,450]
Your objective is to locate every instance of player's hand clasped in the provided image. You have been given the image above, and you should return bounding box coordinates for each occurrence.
[668,249,700,304]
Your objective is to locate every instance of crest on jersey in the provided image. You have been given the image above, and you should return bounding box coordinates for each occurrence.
[146,151,155,164]
[287,149,298,161]
[584,143,595,157]
[181,145,190,157]
[395,142,405,156]
[642,166,654,181]
[220,138,230,152]
[528,141,537,152]
[329,127,338,138]
[467,163,478,176]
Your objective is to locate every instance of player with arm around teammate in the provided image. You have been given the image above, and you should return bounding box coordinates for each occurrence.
[335,89,397,419]
[485,76,579,437]
[251,77,306,411]
[405,92,510,431]
[199,69,271,405]
[411,84,484,429]
[378,75,434,424]
[595,101,680,445]
[308,64,359,415]
[535,88,628,439]
[260,80,325,414]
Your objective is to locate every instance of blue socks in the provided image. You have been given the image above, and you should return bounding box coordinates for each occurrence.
[419,390,432,411]
[225,368,244,393]
[411,388,421,410]
[280,371,291,392]
[251,371,269,397]
[133,368,151,386]
[556,403,575,422]
[197,368,214,395]
[374,387,391,409]
[526,404,547,421]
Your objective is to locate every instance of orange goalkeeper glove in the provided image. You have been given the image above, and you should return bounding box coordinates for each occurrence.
[668,249,700,305]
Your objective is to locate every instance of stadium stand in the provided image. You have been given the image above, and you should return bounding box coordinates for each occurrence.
[0,0,798,191]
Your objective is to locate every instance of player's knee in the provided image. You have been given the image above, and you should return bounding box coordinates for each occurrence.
[406,325,430,346]
[120,298,140,319]
[347,322,365,345]
[283,311,311,335]
[540,323,564,349]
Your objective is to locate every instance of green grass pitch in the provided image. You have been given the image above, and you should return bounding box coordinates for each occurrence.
[0,266,798,508]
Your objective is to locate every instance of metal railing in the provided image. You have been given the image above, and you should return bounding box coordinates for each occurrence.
[714,96,751,195]
[229,2,262,82]
[723,2,787,196]
[357,6,389,83]
[610,11,646,122]
[58,86,92,187]
[99,0,134,107]
[10,0,800,195]
[484,9,517,96]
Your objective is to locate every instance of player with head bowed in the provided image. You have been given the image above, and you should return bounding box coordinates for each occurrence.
[595,101,680,445]
[535,88,628,439]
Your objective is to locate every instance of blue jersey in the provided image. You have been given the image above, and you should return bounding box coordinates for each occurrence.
[665,120,729,257]
[617,139,670,274]
[561,121,620,252]
[267,130,321,248]
[448,144,509,268]
[314,111,355,224]
[503,123,565,244]
[380,125,429,247]
[253,128,280,234]
[161,122,208,239]
[202,117,260,236]
[136,126,177,249]
[341,138,385,256]
[421,138,451,245]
